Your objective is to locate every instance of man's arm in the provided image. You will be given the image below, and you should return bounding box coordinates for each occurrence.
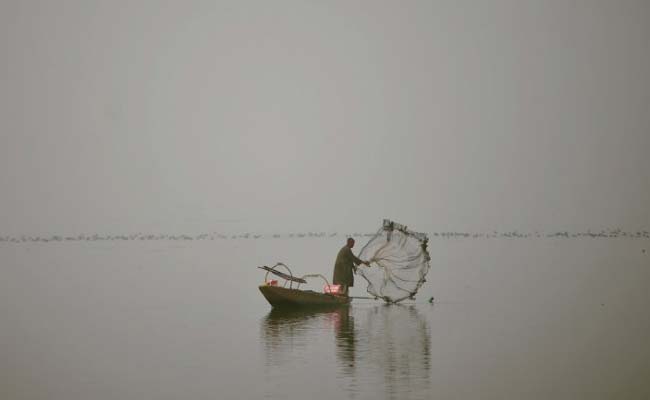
[348,248,367,266]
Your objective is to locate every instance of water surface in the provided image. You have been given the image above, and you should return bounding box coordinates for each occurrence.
[1,237,648,399]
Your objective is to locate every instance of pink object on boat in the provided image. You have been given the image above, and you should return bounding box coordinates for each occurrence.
[324,284,342,295]
[266,280,278,286]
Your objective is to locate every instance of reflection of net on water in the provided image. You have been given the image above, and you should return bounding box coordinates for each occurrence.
[360,305,431,399]
[358,220,431,303]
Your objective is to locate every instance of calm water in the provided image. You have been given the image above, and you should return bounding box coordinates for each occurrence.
[1,237,649,399]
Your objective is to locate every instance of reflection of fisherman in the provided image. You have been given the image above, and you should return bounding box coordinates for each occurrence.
[333,238,370,296]
[333,307,355,372]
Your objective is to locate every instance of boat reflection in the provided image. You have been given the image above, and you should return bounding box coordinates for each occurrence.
[260,304,430,399]
[261,307,349,368]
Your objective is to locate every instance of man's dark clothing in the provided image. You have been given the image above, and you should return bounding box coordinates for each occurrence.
[333,245,363,287]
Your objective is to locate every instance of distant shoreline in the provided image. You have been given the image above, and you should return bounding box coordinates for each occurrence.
[1,229,648,243]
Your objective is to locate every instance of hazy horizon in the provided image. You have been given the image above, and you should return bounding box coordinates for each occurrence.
[2,1,648,236]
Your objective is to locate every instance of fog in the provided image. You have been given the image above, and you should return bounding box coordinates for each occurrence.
[2,3,650,399]
[2,1,648,236]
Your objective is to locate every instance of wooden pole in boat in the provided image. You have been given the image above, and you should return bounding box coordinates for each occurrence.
[348,296,379,300]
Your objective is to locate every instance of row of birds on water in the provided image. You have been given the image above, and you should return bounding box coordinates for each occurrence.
[433,229,650,239]
[0,232,364,243]
[0,229,648,243]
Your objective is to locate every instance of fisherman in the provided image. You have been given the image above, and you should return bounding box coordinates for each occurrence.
[333,238,370,296]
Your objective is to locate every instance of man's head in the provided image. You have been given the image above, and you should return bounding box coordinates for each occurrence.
[346,237,355,248]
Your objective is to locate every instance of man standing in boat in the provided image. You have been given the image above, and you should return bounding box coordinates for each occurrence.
[333,238,370,296]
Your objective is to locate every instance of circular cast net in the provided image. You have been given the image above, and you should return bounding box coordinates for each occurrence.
[357,220,431,303]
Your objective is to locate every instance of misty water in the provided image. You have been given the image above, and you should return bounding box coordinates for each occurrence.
[2,236,649,399]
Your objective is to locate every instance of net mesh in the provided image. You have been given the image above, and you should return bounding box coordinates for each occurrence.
[357,220,431,303]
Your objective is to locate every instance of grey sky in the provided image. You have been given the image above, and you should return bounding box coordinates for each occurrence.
[1,1,649,235]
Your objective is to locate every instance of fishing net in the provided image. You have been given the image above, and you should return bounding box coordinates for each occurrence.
[357,220,431,303]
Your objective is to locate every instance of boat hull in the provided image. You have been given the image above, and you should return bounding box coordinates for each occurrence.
[259,285,351,308]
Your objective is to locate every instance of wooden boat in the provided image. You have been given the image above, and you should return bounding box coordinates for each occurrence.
[258,264,351,308]
[259,285,350,307]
